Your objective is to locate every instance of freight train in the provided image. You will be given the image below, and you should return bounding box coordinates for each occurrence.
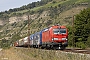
[14,25,68,49]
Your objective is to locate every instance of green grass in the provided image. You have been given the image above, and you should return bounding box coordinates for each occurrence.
[75,0,90,4]
[45,0,69,7]
[31,6,43,11]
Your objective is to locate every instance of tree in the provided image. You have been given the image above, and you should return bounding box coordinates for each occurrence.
[67,26,73,46]
[74,8,90,48]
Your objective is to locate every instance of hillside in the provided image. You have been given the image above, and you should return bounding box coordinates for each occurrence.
[0,0,90,48]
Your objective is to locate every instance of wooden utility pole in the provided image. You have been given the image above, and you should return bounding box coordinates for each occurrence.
[72,15,75,48]
[28,15,30,36]
[28,15,30,48]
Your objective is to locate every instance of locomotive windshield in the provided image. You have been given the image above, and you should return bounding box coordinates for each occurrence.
[53,28,66,34]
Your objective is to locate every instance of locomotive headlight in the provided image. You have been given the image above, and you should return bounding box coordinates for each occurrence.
[52,38,59,40]
[62,38,67,40]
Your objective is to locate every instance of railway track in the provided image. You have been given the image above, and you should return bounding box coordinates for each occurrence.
[62,48,90,54]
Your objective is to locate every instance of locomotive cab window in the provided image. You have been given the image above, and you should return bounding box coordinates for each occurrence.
[53,28,66,34]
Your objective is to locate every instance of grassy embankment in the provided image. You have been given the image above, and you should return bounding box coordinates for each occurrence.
[0,47,90,60]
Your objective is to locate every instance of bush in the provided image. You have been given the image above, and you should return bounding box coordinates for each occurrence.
[0,39,11,49]
[76,42,86,49]
[86,36,90,47]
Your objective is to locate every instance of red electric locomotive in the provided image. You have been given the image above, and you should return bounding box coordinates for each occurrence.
[42,25,68,49]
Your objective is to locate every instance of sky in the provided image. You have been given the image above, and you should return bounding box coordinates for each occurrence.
[0,0,41,12]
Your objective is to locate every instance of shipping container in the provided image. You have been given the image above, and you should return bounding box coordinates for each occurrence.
[18,39,24,46]
[23,37,30,47]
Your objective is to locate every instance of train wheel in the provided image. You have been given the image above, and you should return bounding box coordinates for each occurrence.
[60,46,66,50]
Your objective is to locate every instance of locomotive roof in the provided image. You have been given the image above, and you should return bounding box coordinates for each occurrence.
[51,25,66,28]
[42,25,66,32]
